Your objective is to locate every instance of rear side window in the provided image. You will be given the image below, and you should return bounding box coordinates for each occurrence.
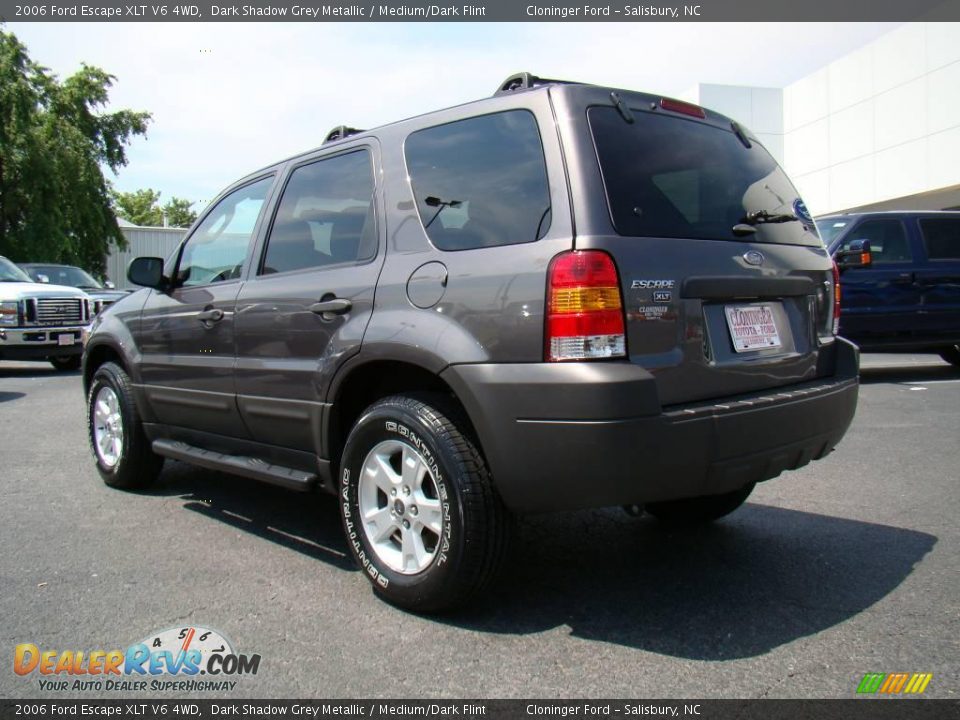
[588,106,820,246]
[261,150,376,275]
[405,110,552,251]
[839,220,912,263]
[920,218,960,260]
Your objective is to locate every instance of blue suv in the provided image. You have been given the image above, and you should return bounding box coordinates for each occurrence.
[820,211,960,367]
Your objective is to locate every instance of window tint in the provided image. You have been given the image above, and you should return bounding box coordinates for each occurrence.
[261,151,376,275]
[920,218,960,260]
[405,110,552,251]
[839,220,912,263]
[177,176,272,287]
[588,107,820,246]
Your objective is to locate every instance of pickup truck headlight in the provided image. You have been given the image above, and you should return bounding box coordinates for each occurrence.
[0,301,19,326]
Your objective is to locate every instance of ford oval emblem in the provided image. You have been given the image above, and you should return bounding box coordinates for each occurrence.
[743,250,764,267]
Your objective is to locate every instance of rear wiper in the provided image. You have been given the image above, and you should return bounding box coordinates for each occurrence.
[742,210,799,225]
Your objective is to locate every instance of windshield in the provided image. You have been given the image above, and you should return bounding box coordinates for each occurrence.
[0,258,32,282]
[816,218,850,248]
[24,265,102,289]
[588,106,821,246]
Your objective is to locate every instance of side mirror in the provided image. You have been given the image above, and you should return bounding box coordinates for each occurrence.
[127,257,166,289]
[37,274,50,283]
[103,280,116,290]
[835,239,872,270]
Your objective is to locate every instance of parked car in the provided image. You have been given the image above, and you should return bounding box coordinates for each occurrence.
[82,72,859,611]
[0,256,94,371]
[19,263,128,314]
[820,211,960,366]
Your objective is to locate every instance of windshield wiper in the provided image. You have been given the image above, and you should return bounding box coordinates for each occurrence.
[742,210,799,225]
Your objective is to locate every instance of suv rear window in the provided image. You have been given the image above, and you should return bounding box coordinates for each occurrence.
[920,218,960,260]
[588,107,819,246]
[405,110,551,251]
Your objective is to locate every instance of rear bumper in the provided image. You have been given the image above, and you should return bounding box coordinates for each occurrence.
[441,338,859,513]
[0,326,87,360]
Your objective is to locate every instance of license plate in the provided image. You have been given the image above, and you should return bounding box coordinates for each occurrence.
[57,334,75,346]
[724,305,782,352]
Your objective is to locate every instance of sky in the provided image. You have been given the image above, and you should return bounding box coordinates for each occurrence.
[11,21,900,212]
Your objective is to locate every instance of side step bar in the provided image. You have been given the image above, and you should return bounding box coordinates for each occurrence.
[152,439,317,492]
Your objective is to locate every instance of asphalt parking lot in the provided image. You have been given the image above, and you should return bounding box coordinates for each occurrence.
[1,353,958,699]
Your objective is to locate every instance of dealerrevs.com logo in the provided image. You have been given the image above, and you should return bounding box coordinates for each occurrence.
[14,626,261,693]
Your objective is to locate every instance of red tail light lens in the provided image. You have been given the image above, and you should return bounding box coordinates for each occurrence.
[546,250,626,362]
[832,260,841,335]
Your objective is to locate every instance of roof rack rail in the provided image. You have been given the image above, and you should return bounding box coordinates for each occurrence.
[324,125,364,144]
[494,72,578,96]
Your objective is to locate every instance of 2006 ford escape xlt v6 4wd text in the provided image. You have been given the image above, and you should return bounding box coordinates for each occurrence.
[82,73,859,611]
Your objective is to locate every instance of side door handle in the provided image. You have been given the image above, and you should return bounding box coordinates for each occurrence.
[196,308,224,323]
[891,272,915,285]
[309,298,352,320]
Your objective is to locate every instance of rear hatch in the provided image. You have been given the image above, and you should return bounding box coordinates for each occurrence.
[565,90,836,406]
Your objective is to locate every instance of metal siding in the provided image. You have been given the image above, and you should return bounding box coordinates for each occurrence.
[106,227,186,289]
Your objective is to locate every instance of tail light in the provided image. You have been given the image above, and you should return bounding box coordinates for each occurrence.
[546,250,626,362]
[832,260,841,335]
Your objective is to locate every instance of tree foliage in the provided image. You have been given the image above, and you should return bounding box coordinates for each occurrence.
[0,28,151,276]
[113,188,197,228]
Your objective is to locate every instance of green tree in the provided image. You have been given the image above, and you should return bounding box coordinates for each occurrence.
[163,196,197,228]
[0,27,150,276]
[113,189,197,228]
[112,188,163,227]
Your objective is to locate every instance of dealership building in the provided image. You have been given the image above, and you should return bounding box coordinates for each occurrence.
[683,21,960,217]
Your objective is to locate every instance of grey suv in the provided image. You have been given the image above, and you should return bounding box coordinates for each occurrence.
[83,74,859,611]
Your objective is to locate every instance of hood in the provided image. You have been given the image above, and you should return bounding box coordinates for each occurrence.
[0,281,90,301]
[84,288,130,302]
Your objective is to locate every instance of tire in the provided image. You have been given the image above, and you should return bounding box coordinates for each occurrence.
[339,394,511,612]
[645,483,756,526]
[49,355,81,371]
[939,345,960,368]
[87,361,163,490]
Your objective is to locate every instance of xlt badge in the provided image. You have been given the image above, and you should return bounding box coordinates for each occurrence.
[631,279,675,289]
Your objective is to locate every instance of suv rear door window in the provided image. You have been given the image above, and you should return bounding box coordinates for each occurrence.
[261,150,376,275]
[920,218,960,260]
[588,106,819,246]
[405,110,551,251]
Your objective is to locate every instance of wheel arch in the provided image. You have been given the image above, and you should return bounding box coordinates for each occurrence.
[83,342,128,395]
[325,357,479,474]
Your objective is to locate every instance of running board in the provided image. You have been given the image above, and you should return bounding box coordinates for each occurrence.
[152,439,317,492]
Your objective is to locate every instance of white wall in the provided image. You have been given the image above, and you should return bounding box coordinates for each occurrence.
[689,84,785,165]
[783,22,960,215]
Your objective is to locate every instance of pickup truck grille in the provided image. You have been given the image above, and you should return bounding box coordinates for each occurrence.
[33,297,85,326]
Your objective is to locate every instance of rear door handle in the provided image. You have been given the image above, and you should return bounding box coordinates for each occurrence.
[891,272,915,285]
[196,308,224,323]
[309,298,352,319]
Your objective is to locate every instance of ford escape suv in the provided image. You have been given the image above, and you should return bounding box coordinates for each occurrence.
[82,73,859,611]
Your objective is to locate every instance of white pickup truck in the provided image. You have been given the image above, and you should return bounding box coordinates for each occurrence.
[0,255,94,371]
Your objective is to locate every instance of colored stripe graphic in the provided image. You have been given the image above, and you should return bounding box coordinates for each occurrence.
[857,672,932,695]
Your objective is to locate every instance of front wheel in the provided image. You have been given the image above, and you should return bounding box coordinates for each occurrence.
[49,355,81,371]
[940,345,960,368]
[87,361,164,489]
[645,483,755,526]
[339,394,511,612]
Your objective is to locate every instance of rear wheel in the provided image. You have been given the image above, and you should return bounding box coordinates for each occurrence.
[87,361,163,489]
[49,355,81,371]
[645,483,755,525]
[939,345,960,368]
[339,394,511,612]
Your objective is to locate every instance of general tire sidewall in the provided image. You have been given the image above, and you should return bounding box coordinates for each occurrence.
[340,404,465,605]
[87,367,135,481]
